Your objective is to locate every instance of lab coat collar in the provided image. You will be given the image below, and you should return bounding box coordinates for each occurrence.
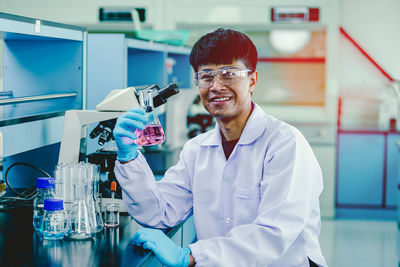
[200,102,266,146]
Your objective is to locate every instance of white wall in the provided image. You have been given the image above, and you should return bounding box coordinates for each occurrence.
[340,0,400,81]
[0,0,164,29]
[339,0,400,129]
[0,0,332,30]
[163,0,329,29]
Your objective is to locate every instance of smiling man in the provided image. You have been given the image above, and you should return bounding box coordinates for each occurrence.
[113,28,327,267]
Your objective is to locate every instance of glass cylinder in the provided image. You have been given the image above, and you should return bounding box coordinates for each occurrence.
[85,164,104,233]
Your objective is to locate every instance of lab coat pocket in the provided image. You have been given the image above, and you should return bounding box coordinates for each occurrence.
[235,187,260,199]
[234,187,261,224]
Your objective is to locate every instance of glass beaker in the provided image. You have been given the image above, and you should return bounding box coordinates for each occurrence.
[104,203,120,228]
[65,181,95,240]
[134,88,165,146]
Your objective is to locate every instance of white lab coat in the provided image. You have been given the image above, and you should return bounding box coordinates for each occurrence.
[115,103,327,267]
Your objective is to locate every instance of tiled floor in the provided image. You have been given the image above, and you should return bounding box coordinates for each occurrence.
[319,219,398,267]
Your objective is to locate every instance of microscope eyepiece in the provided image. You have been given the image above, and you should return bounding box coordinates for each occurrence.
[153,83,180,108]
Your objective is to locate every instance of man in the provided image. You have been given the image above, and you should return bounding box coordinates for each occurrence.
[113,28,327,267]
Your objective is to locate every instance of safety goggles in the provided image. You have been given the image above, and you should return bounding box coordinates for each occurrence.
[194,67,252,89]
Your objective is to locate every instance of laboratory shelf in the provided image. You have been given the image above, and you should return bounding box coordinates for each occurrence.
[87,33,192,110]
[87,33,193,163]
[126,38,166,52]
[0,12,84,41]
[167,52,193,88]
[2,39,83,120]
[0,12,86,188]
[165,45,192,55]
[127,47,165,87]
[0,12,86,122]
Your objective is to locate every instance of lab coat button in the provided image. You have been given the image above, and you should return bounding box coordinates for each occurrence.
[225,217,231,223]
[223,176,230,181]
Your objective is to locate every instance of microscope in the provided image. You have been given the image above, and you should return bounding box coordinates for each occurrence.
[58,83,179,204]
[88,83,179,147]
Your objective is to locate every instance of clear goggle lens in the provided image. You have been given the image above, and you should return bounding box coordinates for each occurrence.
[194,68,252,88]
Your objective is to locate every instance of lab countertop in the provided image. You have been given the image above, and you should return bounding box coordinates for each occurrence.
[338,128,400,134]
[0,206,178,267]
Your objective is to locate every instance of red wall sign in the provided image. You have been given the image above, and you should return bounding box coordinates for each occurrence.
[271,7,319,22]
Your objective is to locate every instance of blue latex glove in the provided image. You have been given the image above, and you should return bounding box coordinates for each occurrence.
[113,108,147,162]
[132,228,191,267]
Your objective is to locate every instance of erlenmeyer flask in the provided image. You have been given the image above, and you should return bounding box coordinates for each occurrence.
[66,181,95,240]
[134,88,165,146]
[86,178,104,234]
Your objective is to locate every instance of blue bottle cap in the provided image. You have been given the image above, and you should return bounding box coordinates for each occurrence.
[44,199,64,211]
[36,177,55,189]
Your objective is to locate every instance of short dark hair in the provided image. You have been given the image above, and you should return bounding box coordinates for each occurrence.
[190,28,258,73]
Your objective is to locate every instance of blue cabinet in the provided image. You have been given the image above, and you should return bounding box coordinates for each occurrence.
[87,33,192,110]
[337,133,385,206]
[0,13,86,187]
[126,41,165,88]
[166,46,193,88]
[87,34,125,110]
[386,133,400,207]
[86,33,192,162]
[1,14,85,121]
[337,132,399,216]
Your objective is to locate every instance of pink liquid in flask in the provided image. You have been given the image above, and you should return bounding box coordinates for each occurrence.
[134,125,165,146]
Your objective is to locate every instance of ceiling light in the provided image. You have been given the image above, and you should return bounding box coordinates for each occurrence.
[269,29,311,54]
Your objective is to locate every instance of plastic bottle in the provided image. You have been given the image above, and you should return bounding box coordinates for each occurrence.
[42,199,66,240]
[33,177,55,232]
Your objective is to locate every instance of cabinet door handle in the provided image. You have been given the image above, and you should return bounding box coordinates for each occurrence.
[0,91,14,98]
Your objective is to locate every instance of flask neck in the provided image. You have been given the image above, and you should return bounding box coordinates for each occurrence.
[138,88,155,110]
[145,105,153,113]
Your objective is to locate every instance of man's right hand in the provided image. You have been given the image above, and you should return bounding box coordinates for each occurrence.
[113,108,147,162]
